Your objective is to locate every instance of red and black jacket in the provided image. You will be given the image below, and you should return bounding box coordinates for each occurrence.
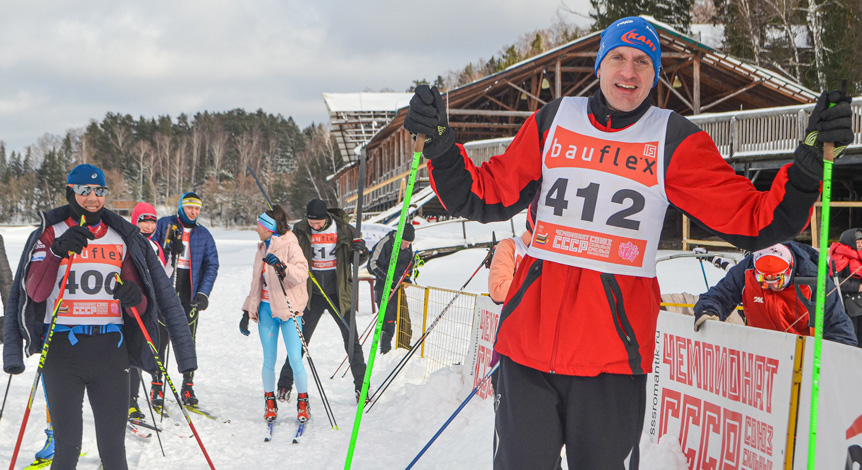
[428,91,820,376]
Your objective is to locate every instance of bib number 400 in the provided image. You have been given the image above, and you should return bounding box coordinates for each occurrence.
[545,178,644,230]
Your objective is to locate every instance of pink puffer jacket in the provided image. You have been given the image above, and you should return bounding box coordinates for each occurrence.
[242,231,308,321]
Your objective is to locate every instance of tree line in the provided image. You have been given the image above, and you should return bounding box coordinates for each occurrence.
[0,110,341,226]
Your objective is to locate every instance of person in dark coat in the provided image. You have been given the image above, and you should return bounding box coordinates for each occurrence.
[276,199,369,403]
[3,164,196,469]
[367,224,415,354]
[829,228,862,345]
[150,191,219,407]
[694,241,857,346]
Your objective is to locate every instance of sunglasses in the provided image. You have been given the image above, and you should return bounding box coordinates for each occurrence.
[69,184,109,197]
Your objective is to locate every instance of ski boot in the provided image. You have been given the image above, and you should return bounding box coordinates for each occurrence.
[129,398,146,420]
[264,392,278,422]
[35,428,55,461]
[356,388,372,405]
[150,380,164,409]
[181,380,199,406]
[296,393,310,423]
[277,386,291,403]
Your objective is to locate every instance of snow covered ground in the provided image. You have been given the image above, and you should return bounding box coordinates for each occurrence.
[0,223,740,469]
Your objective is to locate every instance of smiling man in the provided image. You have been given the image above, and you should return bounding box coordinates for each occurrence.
[403,15,854,470]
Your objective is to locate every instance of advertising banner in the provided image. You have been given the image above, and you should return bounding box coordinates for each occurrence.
[463,296,501,400]
[648,311,798,470]
[794,337,862,470]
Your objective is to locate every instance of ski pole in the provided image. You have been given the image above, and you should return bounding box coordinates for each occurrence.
[275,275,338,430]
[308,270,351,330]
[345,134,425,469]
[114,275,216,470]
[0,374,11,424]
[348,145,369,381]
[9,215,84,470]
[365,241,496,412]
[332,265,411,379]
[405,363,500,469]
[808,80,847,469]
[139,369,165,457]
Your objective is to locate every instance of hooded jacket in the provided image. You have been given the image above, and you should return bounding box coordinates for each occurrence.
[368,230,414,302]
[695,241,856,346]
[3,206,197,374]
[293,208,367,316]
[242,231,309,321]
[829,228,862,317]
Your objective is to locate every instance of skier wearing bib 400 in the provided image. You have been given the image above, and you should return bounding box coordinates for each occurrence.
[3,164,196,469]
[403,16,854,470]
[240,206,311,424]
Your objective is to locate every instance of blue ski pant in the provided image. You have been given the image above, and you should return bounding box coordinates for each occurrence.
[258,302,307,394]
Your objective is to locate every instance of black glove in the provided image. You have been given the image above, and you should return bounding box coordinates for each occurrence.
[351,238,366,253]
[168,226,185,257]
[403,85,456,160]
[805,90,853,156]
[50,226,95,258]
[113,279,142,309]
[193,292,209,311]
[239,311,250,336]
[792,90,854,186]
[264,253,288,279]
[693,308,720,332]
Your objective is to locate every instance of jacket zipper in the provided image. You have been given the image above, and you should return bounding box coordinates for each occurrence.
[549,269,574,374]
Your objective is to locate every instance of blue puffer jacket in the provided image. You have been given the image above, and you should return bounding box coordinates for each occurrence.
[3,206,197,374]
[695,241,857,346]
[152,214,219,300]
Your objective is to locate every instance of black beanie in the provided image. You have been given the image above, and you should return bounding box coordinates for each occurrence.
[402,223,415,242]
[306,199,328,220]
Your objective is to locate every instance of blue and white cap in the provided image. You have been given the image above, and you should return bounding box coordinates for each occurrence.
[67,164,106,187]
[595,17,662,87]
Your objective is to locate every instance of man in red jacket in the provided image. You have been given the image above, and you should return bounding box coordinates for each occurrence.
[403,16,854,470]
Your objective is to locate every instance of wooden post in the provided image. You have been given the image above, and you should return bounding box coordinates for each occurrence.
[682,214,690,251]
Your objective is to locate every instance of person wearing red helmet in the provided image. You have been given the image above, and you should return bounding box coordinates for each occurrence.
[694,242,856,345]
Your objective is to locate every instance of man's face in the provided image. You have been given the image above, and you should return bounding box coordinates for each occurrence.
[308,218,326,230]
[138,220,156,235]
[401,240,413,251]
[74,184,107,213]
[856,238,862,251]
[597,46,655,113]
[184,205,201,220]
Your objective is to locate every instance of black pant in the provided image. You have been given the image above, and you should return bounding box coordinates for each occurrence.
[278,292,367,391]
[43,332,130,470]
[493,355,646,470]
[376,282,413,349]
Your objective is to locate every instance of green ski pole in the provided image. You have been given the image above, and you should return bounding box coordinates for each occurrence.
[807,80,845,469]
[345,135,424,469]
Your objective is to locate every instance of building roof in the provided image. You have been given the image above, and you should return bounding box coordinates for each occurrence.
[323,92,413,163]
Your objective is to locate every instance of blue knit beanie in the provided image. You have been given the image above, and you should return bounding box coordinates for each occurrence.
[67,164,106,187]
[595,17,662,87]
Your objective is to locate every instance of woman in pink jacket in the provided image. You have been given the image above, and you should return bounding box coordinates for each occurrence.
[241,205,310,423]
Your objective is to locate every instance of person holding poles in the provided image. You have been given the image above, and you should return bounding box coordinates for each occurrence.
[240,205,311,423]
[403,16,853,469]
[151,191,219,408]
[2,164,196,469]
[829,228,862,345]
[276,198,369,403]
[367,223,416,354]
[127,202,170,422]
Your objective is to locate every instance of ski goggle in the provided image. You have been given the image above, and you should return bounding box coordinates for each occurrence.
[755,271,788,290]
[68,184,109,197]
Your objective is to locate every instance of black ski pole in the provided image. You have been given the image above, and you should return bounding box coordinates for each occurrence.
[0,374,11,424]
[276,272,338,429]
[365,239,496,412]
[247,165,273,210]
[348,145,368,377]
[139,369,165,457]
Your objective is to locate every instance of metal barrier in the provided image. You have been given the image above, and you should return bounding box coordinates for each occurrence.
[399,284,479,380]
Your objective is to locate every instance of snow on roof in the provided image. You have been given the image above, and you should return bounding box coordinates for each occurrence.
[323,92,413,114]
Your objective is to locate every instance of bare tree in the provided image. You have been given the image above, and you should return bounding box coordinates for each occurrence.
[133,139,153,201]
[153,132,172,204]
[763,0,803,81]
[805,0,828,89]
[190,124,204,185]
[235,126,261,192]
[208,120,228,177]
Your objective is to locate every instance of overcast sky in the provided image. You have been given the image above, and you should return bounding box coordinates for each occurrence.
[0,1,592,153]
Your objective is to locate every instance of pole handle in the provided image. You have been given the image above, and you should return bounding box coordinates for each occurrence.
[413,133,425,154]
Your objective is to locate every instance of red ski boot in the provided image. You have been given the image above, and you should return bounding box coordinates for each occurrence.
[264,392,278,422]
[296,393,310,423]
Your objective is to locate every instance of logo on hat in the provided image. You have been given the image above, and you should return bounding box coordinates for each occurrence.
[621,29,657,52]
[91,173,97,179]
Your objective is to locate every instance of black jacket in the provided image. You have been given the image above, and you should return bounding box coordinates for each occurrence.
[368,231,413,302]
[3,206,197,375]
